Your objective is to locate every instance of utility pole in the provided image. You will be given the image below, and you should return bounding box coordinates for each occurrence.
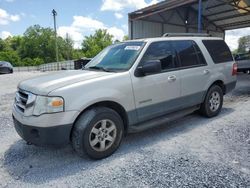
[66,33,70,60]
[52,9,59,70]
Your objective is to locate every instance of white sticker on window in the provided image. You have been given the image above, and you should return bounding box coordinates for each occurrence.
[125,46,141,50]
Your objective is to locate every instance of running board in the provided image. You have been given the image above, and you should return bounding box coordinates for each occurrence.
[128,106,199,133]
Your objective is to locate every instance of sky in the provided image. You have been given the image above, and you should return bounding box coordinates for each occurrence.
[0,0,249,50]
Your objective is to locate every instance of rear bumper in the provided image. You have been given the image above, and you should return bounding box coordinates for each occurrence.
[237,68,250,72]
[225,81,237,93]
[13,115,72,146]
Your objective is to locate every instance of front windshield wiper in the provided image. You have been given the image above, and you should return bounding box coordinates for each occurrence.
[87,66,113,72]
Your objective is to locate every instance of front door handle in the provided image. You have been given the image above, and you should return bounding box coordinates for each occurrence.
[168,75,177,82]
[204,69,210,75]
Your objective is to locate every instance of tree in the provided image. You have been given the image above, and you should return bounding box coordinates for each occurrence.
[82,29,113,58]
[5,36,23,51]
[238,35,250,53]
[73,49,85,59]
[18,25,56,63]
[58,35,74,60]
[0,39,6,51]
[18,25,75,64]
[0,51,21,66]
[123,35,129,41]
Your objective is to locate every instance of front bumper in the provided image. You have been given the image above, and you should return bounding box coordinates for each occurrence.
[13,116,72,146]
[12,106,80,146]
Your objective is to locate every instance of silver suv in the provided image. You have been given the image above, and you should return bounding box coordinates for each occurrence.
[13,34,237,159]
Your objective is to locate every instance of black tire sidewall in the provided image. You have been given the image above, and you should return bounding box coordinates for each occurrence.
[203,85,223,117]
[72,107,124,159]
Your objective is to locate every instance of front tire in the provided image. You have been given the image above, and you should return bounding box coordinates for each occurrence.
[71,107,124,159]
[200,85,223,118]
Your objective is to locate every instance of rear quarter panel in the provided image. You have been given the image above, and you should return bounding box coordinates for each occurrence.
[196,39,237,92]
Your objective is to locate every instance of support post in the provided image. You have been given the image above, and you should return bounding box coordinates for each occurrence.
[198,0,202,33]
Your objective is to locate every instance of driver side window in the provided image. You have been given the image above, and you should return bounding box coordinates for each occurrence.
[141,41,177,71]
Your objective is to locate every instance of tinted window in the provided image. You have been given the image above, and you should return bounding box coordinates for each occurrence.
[173,40,201,67]
[192,41,207,65]
[203,40,233,63]
[142,41,178,71]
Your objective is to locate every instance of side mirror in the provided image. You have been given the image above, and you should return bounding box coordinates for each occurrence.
[135,60,162,77]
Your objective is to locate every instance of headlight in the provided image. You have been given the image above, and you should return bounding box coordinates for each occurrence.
[33,96,64,116]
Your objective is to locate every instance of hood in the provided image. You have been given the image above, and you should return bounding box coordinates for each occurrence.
[18,70,111,95]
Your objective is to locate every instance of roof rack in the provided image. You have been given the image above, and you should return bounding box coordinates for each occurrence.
[162,33,211,37]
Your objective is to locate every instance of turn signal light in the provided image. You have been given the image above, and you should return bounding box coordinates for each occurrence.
[51,99,64,107]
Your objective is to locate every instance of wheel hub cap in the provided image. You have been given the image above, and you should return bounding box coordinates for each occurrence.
[89,119,117,152]
[209,91,221,112]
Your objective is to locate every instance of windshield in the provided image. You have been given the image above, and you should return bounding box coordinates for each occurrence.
[85,42,145,71]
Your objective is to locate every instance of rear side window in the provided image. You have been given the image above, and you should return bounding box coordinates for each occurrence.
[202,40,233,63]
[173,40,204,67]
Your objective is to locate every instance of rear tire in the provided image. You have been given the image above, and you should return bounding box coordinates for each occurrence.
[199,85,223,118]
[71,107,124,159]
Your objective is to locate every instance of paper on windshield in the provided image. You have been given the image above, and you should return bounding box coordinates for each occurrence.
[124,46,141,50]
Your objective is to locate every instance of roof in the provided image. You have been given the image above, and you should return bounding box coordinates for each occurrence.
[129,0,250,31]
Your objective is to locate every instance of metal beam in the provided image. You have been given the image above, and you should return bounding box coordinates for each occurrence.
[129,0,196,20]
[138,19,223,33]
[189,6,224,32]
[205,0,234,10]
[211,11,250,22]
[205,8,238,17]
[219,19,250,28]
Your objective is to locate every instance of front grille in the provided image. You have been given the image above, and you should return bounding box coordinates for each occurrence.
[15,90,29,112]
[15,89,36,114]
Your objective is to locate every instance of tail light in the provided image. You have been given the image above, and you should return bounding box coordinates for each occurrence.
[232,63,237,76]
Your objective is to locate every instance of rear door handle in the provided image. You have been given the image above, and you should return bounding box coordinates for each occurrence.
[204,69,210,75]
[168,75,177,82]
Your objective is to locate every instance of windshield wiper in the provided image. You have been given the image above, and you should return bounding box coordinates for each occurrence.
[87,66,113,72]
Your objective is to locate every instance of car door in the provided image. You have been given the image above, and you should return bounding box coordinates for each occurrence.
[131,41,181,122]
[172,40,209,107]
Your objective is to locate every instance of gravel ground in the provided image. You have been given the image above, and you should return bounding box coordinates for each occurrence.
[0,72,249,188]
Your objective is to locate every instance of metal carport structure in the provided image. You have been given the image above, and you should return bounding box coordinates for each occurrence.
[128,0,250,39]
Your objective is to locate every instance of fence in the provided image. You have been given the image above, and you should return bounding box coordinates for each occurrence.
[13,60,75,72]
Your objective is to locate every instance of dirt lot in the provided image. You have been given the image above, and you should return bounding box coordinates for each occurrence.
[0,72,249,188]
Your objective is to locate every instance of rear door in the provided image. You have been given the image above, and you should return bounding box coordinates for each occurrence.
[172,40,209,107]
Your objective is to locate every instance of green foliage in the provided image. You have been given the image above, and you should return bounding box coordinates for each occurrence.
[58,35,74,60]
[73,49,85,59]
[238,35,250,53]
[0,51,20,66]
[18,25,56,63]
[22,57,33,66]
[0,25,126,67]
[82,29,113,58]
[33,57,44,65]
[123,35,129,41]
[21,57,44,66]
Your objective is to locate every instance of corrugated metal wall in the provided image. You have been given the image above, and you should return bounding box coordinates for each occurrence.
[129,6,225,40]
